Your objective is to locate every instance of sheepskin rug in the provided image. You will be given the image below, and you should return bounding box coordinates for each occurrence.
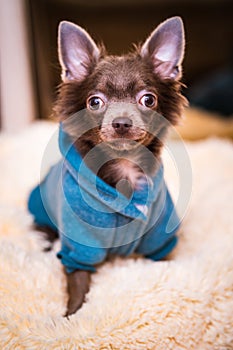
[0,121,233,350]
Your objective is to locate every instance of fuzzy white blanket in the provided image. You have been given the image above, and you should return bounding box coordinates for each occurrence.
[0,122,233,350]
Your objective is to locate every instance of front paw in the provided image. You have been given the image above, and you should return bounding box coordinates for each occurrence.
[65,270,90,316]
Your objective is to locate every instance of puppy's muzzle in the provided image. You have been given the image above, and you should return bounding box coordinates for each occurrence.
[112,117,133,136]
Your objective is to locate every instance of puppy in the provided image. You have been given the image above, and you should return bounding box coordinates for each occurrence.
[28,17,187,316]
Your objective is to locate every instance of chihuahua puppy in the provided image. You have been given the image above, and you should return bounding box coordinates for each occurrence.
[28,17,187,316]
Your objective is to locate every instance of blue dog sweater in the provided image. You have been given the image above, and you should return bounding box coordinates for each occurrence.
[28,125,180,273]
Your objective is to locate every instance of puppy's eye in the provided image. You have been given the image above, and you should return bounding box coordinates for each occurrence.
[87,96,105,111]
[139,94,157,108]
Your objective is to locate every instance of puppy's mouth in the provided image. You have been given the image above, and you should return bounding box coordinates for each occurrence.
[100,122,147,150]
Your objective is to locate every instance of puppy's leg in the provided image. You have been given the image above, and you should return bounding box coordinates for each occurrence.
[65,270,91,316]
[34,224,58,251]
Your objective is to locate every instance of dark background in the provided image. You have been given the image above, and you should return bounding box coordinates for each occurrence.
[27,0,233,119]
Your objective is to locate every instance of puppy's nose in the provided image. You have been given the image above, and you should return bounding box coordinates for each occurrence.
[112,117,133,135]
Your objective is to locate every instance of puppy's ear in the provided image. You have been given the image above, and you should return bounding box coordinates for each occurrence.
[141,17,185,80]
[58,21,100,82]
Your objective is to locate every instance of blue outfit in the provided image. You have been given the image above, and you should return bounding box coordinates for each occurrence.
[28,125,180,273]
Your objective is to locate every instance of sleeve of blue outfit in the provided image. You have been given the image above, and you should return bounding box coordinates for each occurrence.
[28,159,109,273]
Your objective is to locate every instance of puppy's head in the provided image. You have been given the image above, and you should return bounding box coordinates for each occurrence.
[55,17,187,156]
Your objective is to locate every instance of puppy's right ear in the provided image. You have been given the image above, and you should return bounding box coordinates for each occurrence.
[141,17,185,80]
[58,21,100,82]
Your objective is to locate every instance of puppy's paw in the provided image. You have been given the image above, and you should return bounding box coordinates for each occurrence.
[65,270,90,317]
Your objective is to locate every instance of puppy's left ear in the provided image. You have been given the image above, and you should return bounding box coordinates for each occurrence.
[141,17,185,80]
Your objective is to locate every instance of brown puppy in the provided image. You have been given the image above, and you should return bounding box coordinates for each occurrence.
[32,17,187,316]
